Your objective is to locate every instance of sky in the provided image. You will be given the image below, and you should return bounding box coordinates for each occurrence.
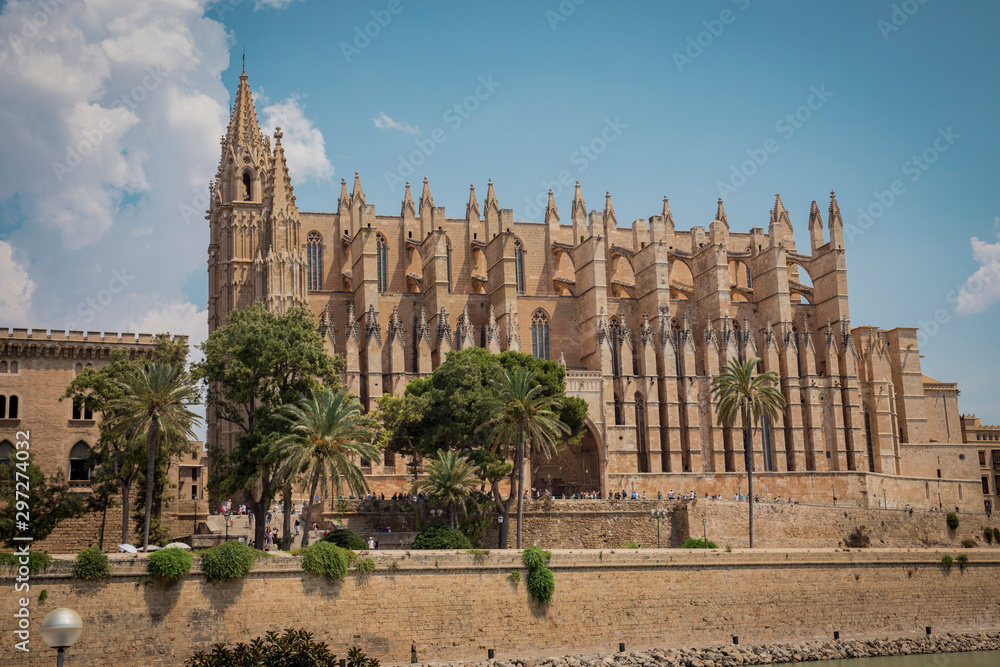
[0,0,998,422]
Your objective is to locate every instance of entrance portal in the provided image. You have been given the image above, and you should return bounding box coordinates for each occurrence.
[532,427,600,497]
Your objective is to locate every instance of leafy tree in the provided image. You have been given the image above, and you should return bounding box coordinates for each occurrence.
[411,523,473,550]
[0,460,86,548]
[480,368,570,549]
[193,304,343,552]
[273,388,377,548]
[185,629,340,667]
[710,356,785,548]
[321,528,367,551]
[108,362,201,551]
[412,450,478,529]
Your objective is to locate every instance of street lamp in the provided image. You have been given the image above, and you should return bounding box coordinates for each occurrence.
[702,518,708,547]
[832,485,836,507]
[41,608,83,666]
[649,508,668,548]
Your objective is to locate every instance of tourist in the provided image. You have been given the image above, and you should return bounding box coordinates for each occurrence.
[295,518,300,536]
[411,641,418,664]
[368,536,375,550]
[657,491,662,500]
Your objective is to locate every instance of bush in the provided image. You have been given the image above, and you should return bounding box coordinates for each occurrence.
[984,528,995,545]
[680,537,718,549]
[321,528,367,551]
[526,565,555,604]
[956,554,969,569]
[521,545,552,569]
[0,551,53,575]
[941,555,954,570]
[202,541,258,583]
[354,557,376,575]
[73,546,111,580]
[148,547,194,582]
[347,646,380,667]
[993,527,1000,543]
[411,523,472,550]
[185,628,338,666]
[946,512,960,530]
[961,538,977,549]
[301,542,350,583]
[506,570,521,584]
[623,542,641,549]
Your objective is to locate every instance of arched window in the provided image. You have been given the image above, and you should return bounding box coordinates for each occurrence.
[864,406,876,472]
[635,395,649,473]
[608,318,622,377]
[1,395,17,419]
[69,441,91,482]
[0,440,13,478]
[72,398,93,421]
[531,310,550,360]
[376,233,388,292]
[11,361,18,373]
[0,361,6,373]
[306,231,323,291]
[613,395,623,426]
[746,265,753,288]
[446,240,453,294]
[0,396,5,418]
[793,329,803,378]
[242,171,252,201]
[514,238,525,294]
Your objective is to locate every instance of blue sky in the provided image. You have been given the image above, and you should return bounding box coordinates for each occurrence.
[0,0,998,421]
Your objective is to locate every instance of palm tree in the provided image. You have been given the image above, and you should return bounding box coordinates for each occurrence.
[481,368,570,549]
[109,362,201,552]
[412,450,478,529]
[273,387,377,549]
[711,356,785,548]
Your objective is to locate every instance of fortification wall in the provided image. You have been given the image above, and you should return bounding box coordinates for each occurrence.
[3,550,1000,666]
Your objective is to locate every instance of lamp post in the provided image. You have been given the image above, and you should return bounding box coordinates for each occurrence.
[41,608,83,667]
[224,511,230,543]
[832,485,836,507]
[703,518,708,547]
[649,508,668,548]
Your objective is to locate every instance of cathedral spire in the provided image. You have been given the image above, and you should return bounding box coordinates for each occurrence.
[223,71,264,154]
[571,181,587,220]
[351,172,365,206]
[828,190,843,227]
[808,199,825,251]
[401,181,415,217]
[466,184,480,220]
[268,127,295,212]
[603,191,616,227]
[715,198,728,226]
[808,200,823,228]
[338,178,349,213]
[485,179,499,214]
[545,189,560,226]
[420,177,434,211]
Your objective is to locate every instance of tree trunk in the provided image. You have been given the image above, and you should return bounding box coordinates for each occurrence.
[120,481,131,545]
[281,482,293,550]
[491,480,513,549]
[515,432,525,549]
[98,496,108,551]
[301,472,321,549]
[249,494,268,551]
[142,417,159,552]
[742,405,754,549]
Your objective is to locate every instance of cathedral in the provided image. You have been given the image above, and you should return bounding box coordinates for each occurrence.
[206,71,982,510]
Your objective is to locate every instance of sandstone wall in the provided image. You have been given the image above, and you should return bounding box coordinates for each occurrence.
[3,550,1000,666]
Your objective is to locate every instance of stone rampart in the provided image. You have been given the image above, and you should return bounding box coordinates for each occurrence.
[2,549,999,665]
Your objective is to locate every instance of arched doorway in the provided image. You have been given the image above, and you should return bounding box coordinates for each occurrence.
[532,425,601,497]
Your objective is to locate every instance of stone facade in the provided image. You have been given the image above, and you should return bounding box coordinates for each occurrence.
[204,70,985,506]
[965,414,1000,512]
[4,550,1000,665]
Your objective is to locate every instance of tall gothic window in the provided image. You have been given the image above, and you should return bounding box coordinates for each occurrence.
[514,238,525,294]
[636,395,649,473]
[762,414,774,472]
[306,231,323,291]
[376,233,388,292]
[242,171,252,201]
[794,330,803,377]
[864,406,876,472]
[531,310,550,360]
[745,264,753,288]
[608,318,622,377]
[446,240,453,294]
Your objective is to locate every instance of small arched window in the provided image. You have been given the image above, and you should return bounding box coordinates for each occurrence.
[307,231,323,291]
[0,361,6,373]
[69,441,91,482]
[242,171,253,201]
[11,361,18,373]
[514,238,525,294]
[376,233,388,292]
[531,310,550,360]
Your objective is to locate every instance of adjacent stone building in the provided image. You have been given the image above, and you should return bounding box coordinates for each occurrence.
[203,70,984,510]
[965,415,1000,512]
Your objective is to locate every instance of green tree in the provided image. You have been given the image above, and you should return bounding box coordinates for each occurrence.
[710,356,785,548]
[109,362,201,551]
[480,368,570,549]
[0,460,86,548]
[193,304,343,552]
[273,388,377,549]
[412,450,478,529]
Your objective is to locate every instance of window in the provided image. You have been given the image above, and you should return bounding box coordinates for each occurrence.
[376,233,388,292]
[635,395,649,473]
[793,330,803,378]
[531,310,550,360]
[981,451,987,466]
[0,440,13,479]
[983,476,990,495]
[0,395,17,419]
[69,441,91,482]
[864,406,876,472]
[608,318,622,377]
[745,264,753,288]
[992,450,1000,468]
[0,361,5,373]
[306,231,323,291]
[613,395,623,426]
[514,238,525,294]
[10,362,17,373]
[242,171,252,201]
[762,413,774,472]
[72,398,93,421]
[446,240,453,293]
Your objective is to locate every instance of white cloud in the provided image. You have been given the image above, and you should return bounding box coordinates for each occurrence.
[371,112,421,136]
[261,95,335,184]
[0,241,34,324]
[956,217,1000,315]
[253,0,304,9]
[134,301,209,358]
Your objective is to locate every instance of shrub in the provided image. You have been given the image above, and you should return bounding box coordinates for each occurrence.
[993,527,1000,543]
[185,628,338,666]
[347,646,380,667]
[466,548,488,564]
[0,551,53,575]
[354,557,376,575]
[37,589,48,603]
[506,570,521,584]
[73,546,111,580]
[301,542,350,583]
[956,554,969,569]
[946,512,960,530]
[941,555,954,570]
[526,565,555,604]
[411,523,472,550]
[623,542,641,549]
[202,541,258,583]
[148,547,194,583]
[321,528,367,551]
[388,560,399,571]
[725,544,733,553]
[844,526,871,548]
[521,546,552,569]
[960,539,977,549]
[984,528,995,545]
[680,537,718,549]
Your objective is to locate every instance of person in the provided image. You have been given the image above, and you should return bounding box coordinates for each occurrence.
[368,536,375,550]
[295,518,300,536]
[657,491,662,500]
[411,641,418,664]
